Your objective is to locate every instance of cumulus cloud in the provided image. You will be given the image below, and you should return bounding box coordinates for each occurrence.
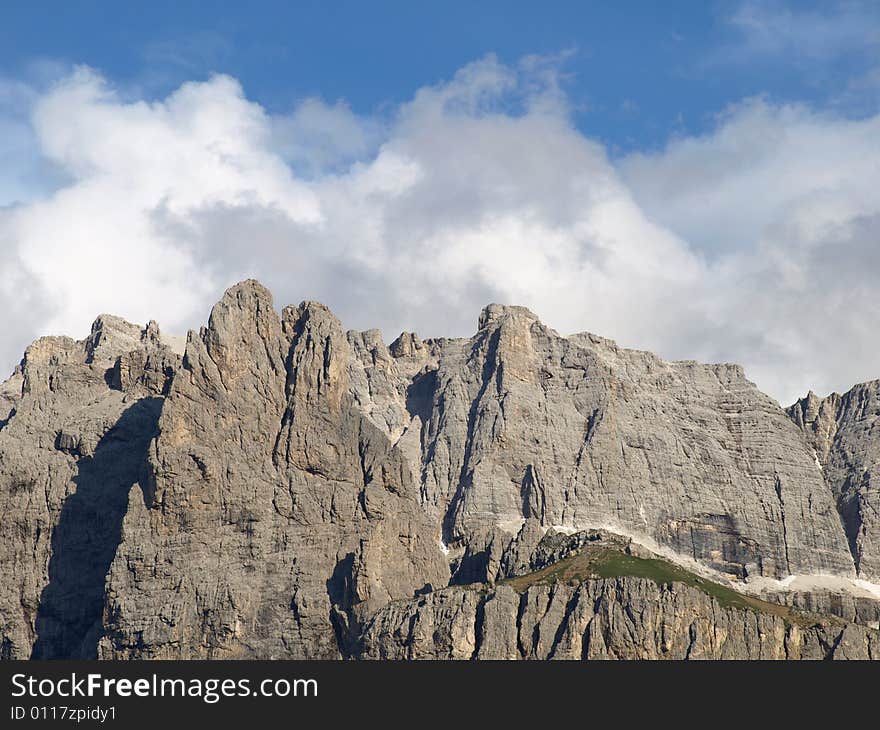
[1,55,879,405]
[621,99,880,401]
[271,96,384,176]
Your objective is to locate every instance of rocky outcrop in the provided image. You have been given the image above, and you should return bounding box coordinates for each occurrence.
[99,282,447,659]
[357,577,879,660]
[772,589,880,630]
[789,384,880,581]
[0,316,179,659]
[417,303,852,580]
[1,279,878,660]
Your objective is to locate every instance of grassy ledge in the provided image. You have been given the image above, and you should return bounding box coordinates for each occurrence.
[499,546,821,628]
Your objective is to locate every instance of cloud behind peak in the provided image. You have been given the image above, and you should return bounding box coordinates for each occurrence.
[1,55,879,406]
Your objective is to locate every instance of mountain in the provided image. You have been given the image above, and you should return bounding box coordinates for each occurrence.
[788,385,880,581]
[1,280,878,660]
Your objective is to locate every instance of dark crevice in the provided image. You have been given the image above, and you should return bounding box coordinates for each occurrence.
[442,327,502,544]
[774,475,792,574]
[521,464,546,523]
[580,594,605,660]
[470,594,488,660]
[271,313,306,467]
[823,628,847,660]
[793,390,865,575]
[30,397,163,659]
[836,482,865,573]
[0,406,15,431]
[326,553,359,659]
[684,622,699,660]
[547,589,581,659]
[515,591,529,659]
[405,368,440,504]
[529,587,555,659]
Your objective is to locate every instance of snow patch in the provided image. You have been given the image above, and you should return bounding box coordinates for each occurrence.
[745,573,880,601]
[853,578,880,600]
[528,517,728,584]
[504,517,880,603]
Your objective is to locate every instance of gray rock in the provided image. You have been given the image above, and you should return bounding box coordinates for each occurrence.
[358,577,879,660]
[1,279,877,660]
[771,589,880,629]
[418,303,852,579]
[99,281,448,659]
[789,383,880,580]
[0,315,178,659]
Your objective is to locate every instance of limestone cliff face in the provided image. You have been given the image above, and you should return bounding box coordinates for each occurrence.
[0,316,178,659]
[357,578,879,660]
[789,383,880,581]
[99,282,448,659]
[0,280,878,660]
[409,304,852,580]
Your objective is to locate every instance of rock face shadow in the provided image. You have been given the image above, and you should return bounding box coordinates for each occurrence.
[30,397,162,659]
[326,552,357,658]
[0,407,14,431]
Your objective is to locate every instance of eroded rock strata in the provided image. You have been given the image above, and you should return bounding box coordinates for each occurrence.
[1,279,879,660]
[358,578,879,661]
[789,384,880,582]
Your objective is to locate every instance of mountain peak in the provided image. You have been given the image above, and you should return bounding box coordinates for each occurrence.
[478,302,540,330]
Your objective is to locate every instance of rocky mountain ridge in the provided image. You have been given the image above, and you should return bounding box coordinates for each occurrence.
[1,279,878,659]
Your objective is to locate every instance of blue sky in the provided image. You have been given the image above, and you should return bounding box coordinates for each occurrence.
[3,1,878,152]
[1,1,880,404]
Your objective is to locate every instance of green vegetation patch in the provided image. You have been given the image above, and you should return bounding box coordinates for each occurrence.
[500,546,817,627]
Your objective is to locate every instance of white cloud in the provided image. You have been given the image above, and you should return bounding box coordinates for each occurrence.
[1,55,879,406]
[621,99,880,402]
[271,97,383,176]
